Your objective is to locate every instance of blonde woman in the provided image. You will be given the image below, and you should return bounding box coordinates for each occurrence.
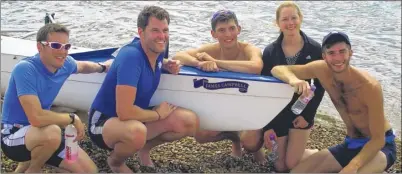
[261,1,325,172]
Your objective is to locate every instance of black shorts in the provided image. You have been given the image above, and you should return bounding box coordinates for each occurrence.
[1,124,65,167]
[88,109,113,151]
[270,108,314,137]
[88,106,154,151]
[328,129,396,171]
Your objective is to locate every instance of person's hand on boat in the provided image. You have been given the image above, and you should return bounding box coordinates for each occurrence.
[195,52,215,61]
[72,114,85,142]
[292,116,308,128]
[289,78,311,98]
[198,61,219,72]
[154,102,177,120]
[102,59,114,73]
[163,59,182,75]
[263,129,277,151]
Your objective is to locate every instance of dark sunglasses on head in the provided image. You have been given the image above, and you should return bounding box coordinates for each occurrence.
[40,41,72,50]
[211,10,234,21]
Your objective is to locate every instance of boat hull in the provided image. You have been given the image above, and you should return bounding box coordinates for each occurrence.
[1,36,294,131]
[150,73,293,131]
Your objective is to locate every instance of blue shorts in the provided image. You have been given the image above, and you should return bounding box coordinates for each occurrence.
[328,129,396,171]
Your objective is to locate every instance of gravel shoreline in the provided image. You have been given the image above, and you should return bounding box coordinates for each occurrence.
[1,114,401,173]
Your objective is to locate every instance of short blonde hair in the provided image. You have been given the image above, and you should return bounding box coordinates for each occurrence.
[275,1,303,24]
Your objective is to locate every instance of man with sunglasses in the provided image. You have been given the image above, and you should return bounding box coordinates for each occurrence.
[172,10,265,163]
[1,23,112,172]
[88,6,199,172]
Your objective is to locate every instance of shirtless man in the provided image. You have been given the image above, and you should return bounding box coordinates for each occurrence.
[173,10,264,163]
[268,31,396,173]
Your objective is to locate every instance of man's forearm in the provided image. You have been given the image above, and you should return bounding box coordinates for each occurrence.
[348,139,385,169]
[271,65,300,83]
[32,110,72,128]
[79,61,104,74]
[172,53,200,67]
[215,60,261,74]
[118,105,159,122]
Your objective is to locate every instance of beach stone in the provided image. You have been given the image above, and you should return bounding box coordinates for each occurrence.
[1,116,401,173]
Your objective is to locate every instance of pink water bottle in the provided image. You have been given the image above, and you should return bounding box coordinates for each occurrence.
[65,124,78,162]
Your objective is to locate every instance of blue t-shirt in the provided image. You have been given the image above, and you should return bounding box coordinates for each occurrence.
[2,54,78,125]
[90,37,163,117]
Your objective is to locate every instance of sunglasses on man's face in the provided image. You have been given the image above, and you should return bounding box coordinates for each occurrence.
[40,41,72,50]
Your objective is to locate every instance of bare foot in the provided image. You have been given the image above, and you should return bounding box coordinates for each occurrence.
[253,149,267,164]
[137,149,154,167]
[107,157,133,173]
[15,161,30,173]
[230,142,242,158]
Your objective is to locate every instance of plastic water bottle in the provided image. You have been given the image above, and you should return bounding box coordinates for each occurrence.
[65,124,78,163]
[291,81,316,115]
[267,134,278,162]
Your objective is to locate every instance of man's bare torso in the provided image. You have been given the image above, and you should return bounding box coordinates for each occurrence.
[314,61,391,138]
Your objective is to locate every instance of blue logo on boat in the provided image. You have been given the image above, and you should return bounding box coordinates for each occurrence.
[193,78,249,93]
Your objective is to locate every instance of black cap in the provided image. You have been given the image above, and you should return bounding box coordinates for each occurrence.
[322,31,351,48]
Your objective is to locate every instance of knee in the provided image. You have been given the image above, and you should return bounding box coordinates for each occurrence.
[194,131,212,144]
[42,125,62,148]
[285,158,300,170]
[241,131,262,152]
[125,122,147,150]
[242,140,261,153]
[175,109,199,133]
[85,162,98,173]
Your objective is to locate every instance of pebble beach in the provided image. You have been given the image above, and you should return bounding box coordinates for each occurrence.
[1,112,401,173]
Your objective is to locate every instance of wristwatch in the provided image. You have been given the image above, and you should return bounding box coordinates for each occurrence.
[97,62,106,73]
[69,113,75,124]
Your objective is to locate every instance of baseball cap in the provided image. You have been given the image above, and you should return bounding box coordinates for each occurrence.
[322,31,351,48]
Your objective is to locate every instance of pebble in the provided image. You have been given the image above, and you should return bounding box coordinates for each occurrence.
[1,118,401,173]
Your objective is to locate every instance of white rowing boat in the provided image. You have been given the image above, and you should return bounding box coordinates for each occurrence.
[1,14,294,131]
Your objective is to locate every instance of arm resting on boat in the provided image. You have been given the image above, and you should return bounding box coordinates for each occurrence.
[173,44,218,67]
[346,83,386,170]
[76,59,113,74]
[214,44,263,74]
[19,95,73,128]
[172,49,202,67]
[271,60,322,83]
[116,85,159,122]
[214,59,262,74]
